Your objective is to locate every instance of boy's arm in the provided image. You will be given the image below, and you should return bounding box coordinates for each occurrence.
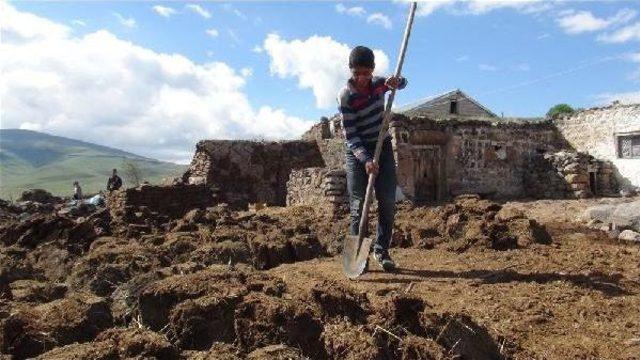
[338,91,372,163]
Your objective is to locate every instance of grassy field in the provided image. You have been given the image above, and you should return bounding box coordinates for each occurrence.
[0,129,187,200]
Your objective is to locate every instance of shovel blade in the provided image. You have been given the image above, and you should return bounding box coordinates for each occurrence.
[342,235,374,279]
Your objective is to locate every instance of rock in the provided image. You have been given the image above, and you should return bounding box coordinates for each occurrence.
[582,205,617,223]
[611,201,640,232]
[495,207,525,222]
[18,189,61,204]
[564,173,588,183]
[618,230,640,242]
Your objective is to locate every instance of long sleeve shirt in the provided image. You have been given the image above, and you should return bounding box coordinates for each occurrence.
[337,76,407,163]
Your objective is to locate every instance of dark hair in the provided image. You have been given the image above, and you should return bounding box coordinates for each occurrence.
[349,46,375,69]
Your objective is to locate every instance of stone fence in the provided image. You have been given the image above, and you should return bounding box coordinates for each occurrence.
[286,168,348,216]
[107,184,217,224]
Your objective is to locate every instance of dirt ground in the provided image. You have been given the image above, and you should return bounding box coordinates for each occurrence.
[0,196,639,359]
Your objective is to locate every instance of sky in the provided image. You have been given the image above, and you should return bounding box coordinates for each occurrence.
[1,0,639,164]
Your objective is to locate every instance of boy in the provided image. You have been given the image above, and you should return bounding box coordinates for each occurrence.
[337,46,407,271]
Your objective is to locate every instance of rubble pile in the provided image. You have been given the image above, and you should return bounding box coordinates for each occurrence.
[394,195,552,251]
[524,151,616,199]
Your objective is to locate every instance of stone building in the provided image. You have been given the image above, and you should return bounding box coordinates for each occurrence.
[287,98,621,211]
[389,115,559,202]
[555,103,640,188]
[182,140,324,208]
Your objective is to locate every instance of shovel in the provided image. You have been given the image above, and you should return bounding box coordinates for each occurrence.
[342,2,418,279]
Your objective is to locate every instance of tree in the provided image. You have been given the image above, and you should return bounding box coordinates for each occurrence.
[122,159,143,187]
[546,103,575,119]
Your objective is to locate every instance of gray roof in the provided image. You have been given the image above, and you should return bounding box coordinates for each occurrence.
[396,89,497,117]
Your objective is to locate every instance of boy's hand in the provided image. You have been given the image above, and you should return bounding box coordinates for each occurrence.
[365,160,379,176]
[385,76,401,90]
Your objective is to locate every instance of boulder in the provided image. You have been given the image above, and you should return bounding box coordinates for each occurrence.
[582,205,617,223]
[611,201,640,232]
[618,230,640,243]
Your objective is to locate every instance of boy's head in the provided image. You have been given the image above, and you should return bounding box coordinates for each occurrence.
[349,46,374,87]
[349,46,374,69]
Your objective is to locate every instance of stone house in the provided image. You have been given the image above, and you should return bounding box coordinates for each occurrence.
[555,103,640,188]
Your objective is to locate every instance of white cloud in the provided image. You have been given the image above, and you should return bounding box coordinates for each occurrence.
[71,19,86,27]
[221,4,248,20]
[335,3,366,17]
[185,4,211,19]
[598,22,640,43]
[262,33,390,109]
[557,8,636,35]
[240,67,253,77]
[0,2,314,164]
[152,5,177,18]
[252,45,263,53]
[227,29,241,44]
[412,0,454,17]
[206,28,219,38]
[113,12,136,28]
[455,55,469,62]
[0,1,70,41]
[479,63,498,71]
[512,63,530,71]
[596,91,640,105]
[395,0,552,17]
[367,13,392,29]
[465,0,552,15]
[537,33,550,40]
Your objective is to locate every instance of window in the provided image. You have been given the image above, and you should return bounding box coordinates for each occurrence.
[450,99,458,115]
[618,134,640,159]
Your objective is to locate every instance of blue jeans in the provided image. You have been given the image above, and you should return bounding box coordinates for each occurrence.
[345,137,397,253]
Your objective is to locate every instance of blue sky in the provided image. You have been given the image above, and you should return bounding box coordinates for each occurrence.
[2,1,639,163]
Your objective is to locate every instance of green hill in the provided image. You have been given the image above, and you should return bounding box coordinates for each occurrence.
[0,129,188,200]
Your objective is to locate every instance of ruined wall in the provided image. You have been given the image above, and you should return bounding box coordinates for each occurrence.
[555,104,640,187]
[524,151,617,199]
[182,140,325,208]
[107,184,216,223]
[286,168,347,215]
[301,117,345,169]
[390,116,560,201]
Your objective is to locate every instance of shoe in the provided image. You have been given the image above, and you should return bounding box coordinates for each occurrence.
[373,250,396,272]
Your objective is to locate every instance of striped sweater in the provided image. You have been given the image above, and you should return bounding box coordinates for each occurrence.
[337,76,407,162]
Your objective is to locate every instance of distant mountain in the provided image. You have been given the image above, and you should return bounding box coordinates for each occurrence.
[0,129,188,199]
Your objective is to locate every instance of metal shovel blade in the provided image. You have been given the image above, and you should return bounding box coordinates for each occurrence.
[342,235,374,279]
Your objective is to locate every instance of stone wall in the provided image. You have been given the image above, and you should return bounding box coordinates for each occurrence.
[390,115,560,202]
[107,184,216,224]
[524,151,617,199]
[286,168,347,215]
[182,140,325,208]
[301,117,346,169]
[555,103,640,187]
